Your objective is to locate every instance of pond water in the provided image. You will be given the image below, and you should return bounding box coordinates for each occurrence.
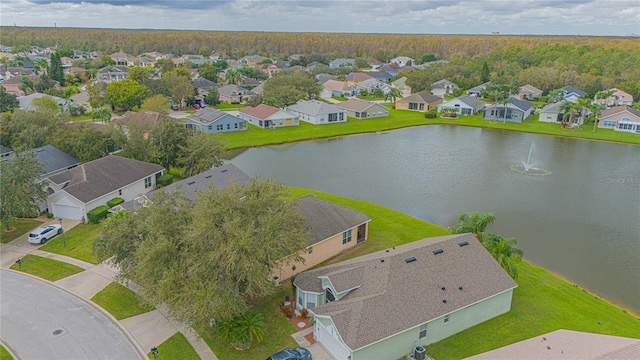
[230,125,640,314]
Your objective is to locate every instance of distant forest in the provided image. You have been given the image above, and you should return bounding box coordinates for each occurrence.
[2,28,640,98]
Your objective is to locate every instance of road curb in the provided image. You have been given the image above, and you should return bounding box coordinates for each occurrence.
[2,268,149,360]
[0,337,21,360]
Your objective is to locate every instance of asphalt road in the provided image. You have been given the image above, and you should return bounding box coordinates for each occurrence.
[0,269,142,360]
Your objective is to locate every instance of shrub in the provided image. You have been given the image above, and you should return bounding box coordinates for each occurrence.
[87,206,110,224]
[425,110,437,119]
[156,174,174,187]
[300,308,308,318]
[46,212,54,218]
[106,197,125,208]
[283,306,294,318]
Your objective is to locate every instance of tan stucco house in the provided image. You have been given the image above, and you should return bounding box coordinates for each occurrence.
[598,106,640,133]
[396,91,443,112]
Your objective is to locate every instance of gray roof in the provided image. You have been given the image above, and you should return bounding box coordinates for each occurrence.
[315,73,337,84]
[365,71,393,81]
[18,93,69,110]
[540,101,565,113]
[294,233,517,351]
[15,145,81,177]
[296,195,370,246]
[120,164,250,211]
[286,100,344,116]
[1,146,13,156]
[48,155,164,203]
[487,98,534,112]
[431,79,458,89]
[217,84,255,97]
[187,108,233,125]
[467,82,490,94]
[397,91,442,104]
[457,94,486,108]
[193,78,219,90]
[334,99,383,113]
[562,86,586,97]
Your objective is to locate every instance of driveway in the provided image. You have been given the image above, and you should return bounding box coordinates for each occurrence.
[0,269,143,359]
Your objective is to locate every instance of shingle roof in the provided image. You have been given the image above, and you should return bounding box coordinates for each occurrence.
[286,100,344,116]
[21,145,81,177]
[467,82,490,93]
[540,101,565,113]
[601,105,640,119]
[509,98,534,111]
[334,99,379,112]
[397,91,442,104]
[365,71,393,81]
[346,73,373,82]
[239,104,282,120]
[294,233,517,351]
[562,86,586,97]
[457,94,486,108]
[519,84,542,95]
[315,73,337,84]
[186,108,229,125]
[1,146,13,156]
[48,155,164,203]
[431,79,458,89]
[120,164,250,211]
[193,78,219,90]
[322,80,351,92]
[295,195,370,246]
[217,84,255,97]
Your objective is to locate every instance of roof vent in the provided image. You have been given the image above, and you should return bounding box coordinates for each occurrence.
[187,181,196,185]
[380,259,384,263]
[220,169,227,173]
[442,299,447,303]
[433,249,444,255]
[405,257,417,263]
[204,175,212,179]
[458,241,469,247]
[459,286,463,291]
[441,286,446,291]
[385,249,389,253]
[36,148,44,152]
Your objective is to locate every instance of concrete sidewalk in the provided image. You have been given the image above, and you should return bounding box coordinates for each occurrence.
[1,221,217,360]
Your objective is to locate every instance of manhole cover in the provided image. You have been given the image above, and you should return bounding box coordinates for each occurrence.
[52,329,63,335]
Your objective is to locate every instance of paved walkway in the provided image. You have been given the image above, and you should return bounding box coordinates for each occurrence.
[0,218,217,360]
[292,327,335,360]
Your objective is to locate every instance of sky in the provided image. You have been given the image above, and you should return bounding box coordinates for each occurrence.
[2,0,639,36]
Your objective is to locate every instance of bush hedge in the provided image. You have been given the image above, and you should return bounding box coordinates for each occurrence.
[157,174,174,187]
[425,110,437,119]
[107,197,125,208]
[87,206,110,224]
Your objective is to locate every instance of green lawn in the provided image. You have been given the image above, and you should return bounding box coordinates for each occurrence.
[10,254,84,281]
[356,95,386,101]
[219,107,640,150]
[331,95,348,101]
[40,223,102,264]
[91,282,154,320]
[1,219,43,244]
[147,332,200,360]
[199,287,299,360]
[214,103,246,110]
[0,344,13,360]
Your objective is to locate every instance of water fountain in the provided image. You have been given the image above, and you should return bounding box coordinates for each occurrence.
[509,143,552,175]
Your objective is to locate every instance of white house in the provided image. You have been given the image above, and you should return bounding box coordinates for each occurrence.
[431,79,459,97]
[389,56,415,67]
[437,95,486,115]
[285,100,347,125]
[46,156,164,220]
[294,233,517,360]
[593,88,634,108]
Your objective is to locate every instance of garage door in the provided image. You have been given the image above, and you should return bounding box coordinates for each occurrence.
[52,204,83,220]
[316,321,350,360]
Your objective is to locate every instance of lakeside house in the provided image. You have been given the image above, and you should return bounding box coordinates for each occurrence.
[598,106,640,133]
[285,100,347,125]
[483,98,534,123]
[185,108,247,133]
[334,99,389,119]
[239,104,299,128]
[437,95,486,115]
[396,92,443,112]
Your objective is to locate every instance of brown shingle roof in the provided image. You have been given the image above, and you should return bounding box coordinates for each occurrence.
[239,104,281,120]
[397,91,442,104]
[601,105,640,119]
[294,233,517,351]
[48,155,164,203]
[295,195,370,246]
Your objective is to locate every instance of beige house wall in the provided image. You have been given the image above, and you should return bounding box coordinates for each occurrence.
[599,111,640,129]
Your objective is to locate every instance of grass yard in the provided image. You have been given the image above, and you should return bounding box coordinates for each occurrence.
[147,332,200,360]
[40,223,102,264]
[214,103,246,110]
[10,254,84,281]
[199,286,299,360]
[1,219,43,244]
[91,282,154,320]
[331,95,348,102]
[219,108,640,150]
[0,344,13,360]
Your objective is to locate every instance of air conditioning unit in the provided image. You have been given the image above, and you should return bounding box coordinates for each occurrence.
[414,346,426,360]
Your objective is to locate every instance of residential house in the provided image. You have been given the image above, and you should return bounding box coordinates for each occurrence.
[258,63,280,77]
[47,155,164,220]
[294,233,518,360]
[70,91,91,110]
[72,50,86,59]
[322,80,354,98]
[1,74,40,96]
[329,58,355,69]
[598,106,640,133]
[366,59,383,69]
[315,73,337,84]
[431,79,459,97]
[538,102,565,124]
[18,93,70,111]
[365,70,394,83]
[239,77,261,89]
[185,108,247,133]
[273,195,370,280]
[21,145,81,178]
[119,164,251,212]
[594,88,634,107]
[132,57,156,68]
[437,95,486,115]
[285,100,346,125]
[251,82,265,95]
[356,78,391,95]
[110,52,134,66]
[467,330,640,360]
[306,61,322,71]
[483,98,534,123]
[141,51,163,60]
[60,57,74,69]
[217,84,255,104]
[334,99,389,119]
[0,146,12,160]
[346,73,373,86]
[396,92,443,112]
[64,67,87,76]
[389,56,414,67]
[289,54,304,61]
[398,65,417,73]
[561,86,586,103]
[392,77,411,97]
[98,66,129,83]
[518,84,543,100]
[274,60,291,69]
[239,104,299,128]
[193,78,220,100]
[378,64,399,77]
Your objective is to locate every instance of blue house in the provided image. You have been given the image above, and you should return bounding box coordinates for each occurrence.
[185,108,247,133]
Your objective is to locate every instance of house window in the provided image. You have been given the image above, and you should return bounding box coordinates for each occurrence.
[118,189,122,196]
[409,103,418,110]
[325,288,336,303]
[419,103,425,111]
[339,113,344,121]
[419,324,427,339]
[342,229,352,244]
[328,113,338,122]
[298,291,303,308]
[235,123,238,129]
[216,124,223,131]
[227,124,231,130]
[144,176,152,188]
[355,112,360,118]
[306,295,316,309]
[444,314,450,323]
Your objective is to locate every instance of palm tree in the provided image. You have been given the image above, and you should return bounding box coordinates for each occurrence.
[560,100,575,128]
[479,233,523,279]
[547,89,563,104]
[452,212,496,238]
[225,69,241,85]
[500,97,513,123]
[217,311,265,350]
[589,102,605,133]
[503,83,518,97]
[385,87,402,103]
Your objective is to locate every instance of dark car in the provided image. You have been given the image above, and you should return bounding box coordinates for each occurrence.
[266,347,312,360]
[170,104,179,110]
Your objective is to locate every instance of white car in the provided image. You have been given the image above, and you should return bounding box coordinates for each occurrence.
[28,225,63,244]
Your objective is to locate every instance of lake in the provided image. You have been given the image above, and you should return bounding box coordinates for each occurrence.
[230,125,640,314]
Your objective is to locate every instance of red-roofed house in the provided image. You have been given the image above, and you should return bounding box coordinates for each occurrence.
[238,104,299,128]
